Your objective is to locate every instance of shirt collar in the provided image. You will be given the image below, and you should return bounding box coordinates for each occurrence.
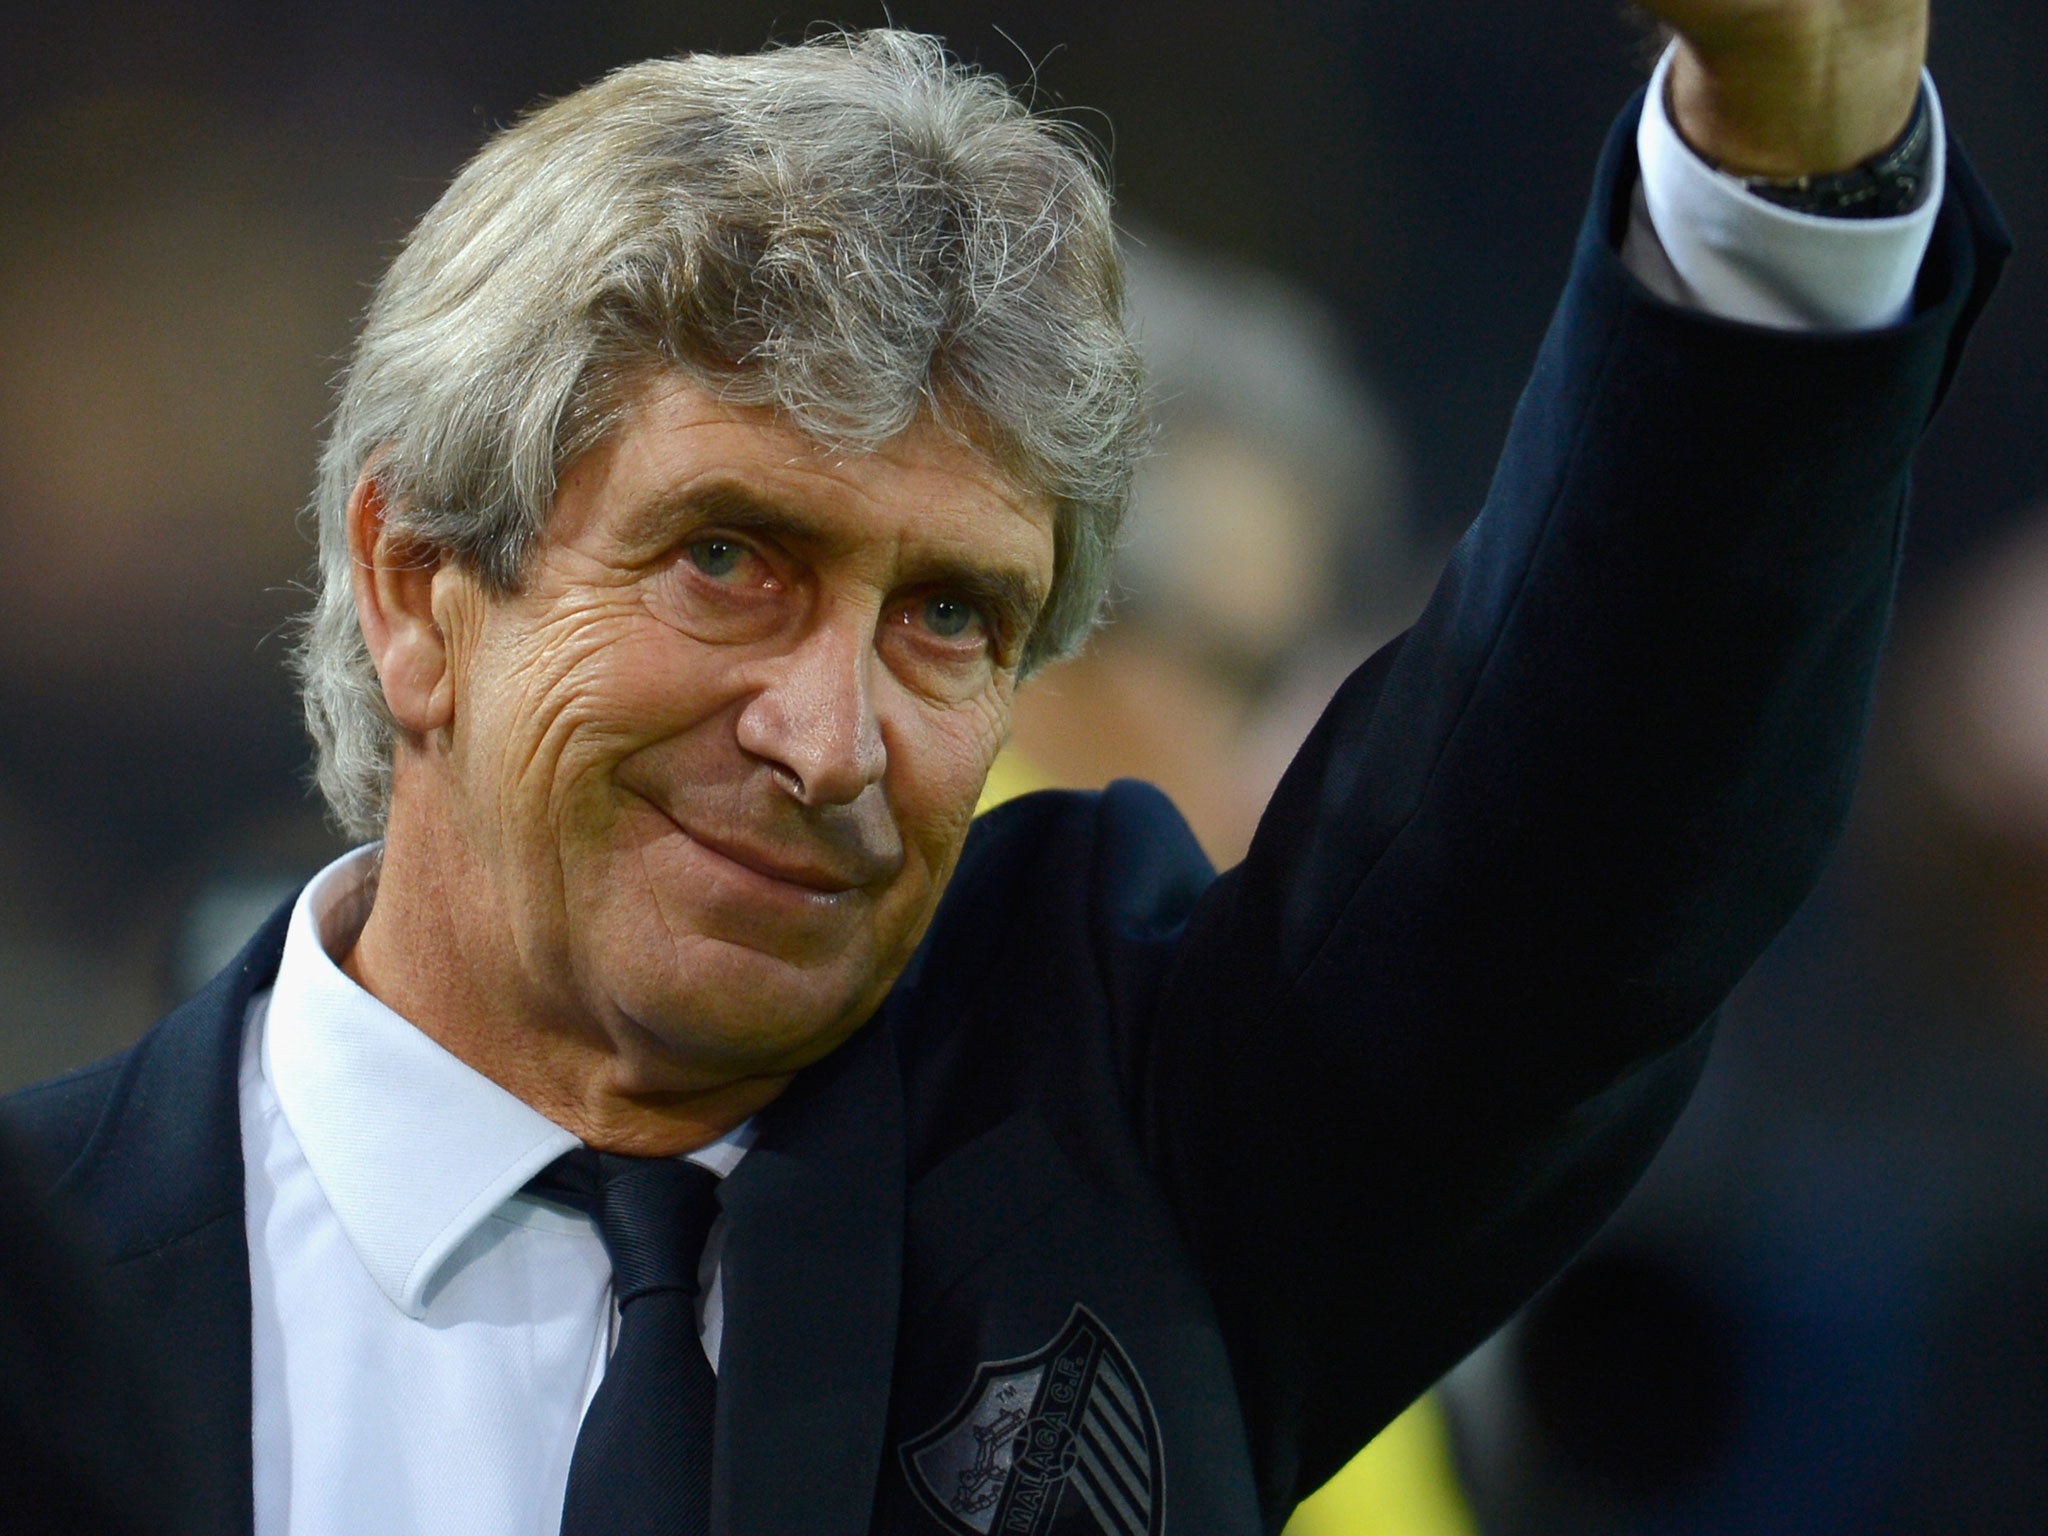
[265,845,580,1317]
[265,845,755,1318]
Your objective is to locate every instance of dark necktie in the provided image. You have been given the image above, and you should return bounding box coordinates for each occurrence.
[536,1149,723,1536]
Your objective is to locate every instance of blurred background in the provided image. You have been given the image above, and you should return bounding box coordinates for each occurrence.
[0,2,2041,1531]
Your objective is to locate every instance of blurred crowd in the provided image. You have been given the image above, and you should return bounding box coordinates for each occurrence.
[2,2,2044,1532]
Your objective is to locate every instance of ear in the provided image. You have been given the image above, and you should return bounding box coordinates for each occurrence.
[348,468,455,735]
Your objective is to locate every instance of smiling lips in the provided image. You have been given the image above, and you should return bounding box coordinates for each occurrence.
[684,826,861,894]
[642,799,902,901]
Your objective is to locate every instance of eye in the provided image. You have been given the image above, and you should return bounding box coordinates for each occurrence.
[920,593,985,641]
[650,532,785,642]
[686,536,751,581]
[881,587,1015,699]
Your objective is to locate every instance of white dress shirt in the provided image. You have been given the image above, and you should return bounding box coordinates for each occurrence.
[243,845,750,1536]
[240,68,1946,1536]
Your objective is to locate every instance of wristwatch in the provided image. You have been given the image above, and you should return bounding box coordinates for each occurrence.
[1724,89,1935,220]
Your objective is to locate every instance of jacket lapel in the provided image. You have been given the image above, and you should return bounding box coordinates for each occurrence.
[711,1010,906,1535]
[55,901,290,1536]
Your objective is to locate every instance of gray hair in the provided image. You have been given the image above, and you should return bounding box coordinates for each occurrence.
[298,29,1142,838]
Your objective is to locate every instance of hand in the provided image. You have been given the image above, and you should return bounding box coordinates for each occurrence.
[1637,0,1929,176]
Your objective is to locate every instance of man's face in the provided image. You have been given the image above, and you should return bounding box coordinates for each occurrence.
[429,378,1054,1089]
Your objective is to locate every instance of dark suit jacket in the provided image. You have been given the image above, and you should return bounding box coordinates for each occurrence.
[0,1123,202,1536]
[4,103,2008,1536]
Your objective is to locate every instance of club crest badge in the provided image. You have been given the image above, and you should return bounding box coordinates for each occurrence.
[902,1305,1163,1536]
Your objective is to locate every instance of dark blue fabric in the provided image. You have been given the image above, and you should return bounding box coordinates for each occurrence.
[0,1121,203,1536]
[0,102,2011,1536]
[2,896,285,1536]
[590,1155,721,1302]
[553,1153,721,1536]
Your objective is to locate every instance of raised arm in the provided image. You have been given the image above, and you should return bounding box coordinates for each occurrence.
[1132,0,2002,1518]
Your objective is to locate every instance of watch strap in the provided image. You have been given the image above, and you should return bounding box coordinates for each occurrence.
[1730,88,1935,220]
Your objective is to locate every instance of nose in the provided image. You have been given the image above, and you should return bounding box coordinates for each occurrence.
[734,612,887,808]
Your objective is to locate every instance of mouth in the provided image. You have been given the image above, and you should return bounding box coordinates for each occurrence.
[679,822,865,896]
[621,789,894,902]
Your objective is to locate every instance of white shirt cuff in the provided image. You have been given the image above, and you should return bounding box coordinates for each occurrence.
[1621,41,1944,332]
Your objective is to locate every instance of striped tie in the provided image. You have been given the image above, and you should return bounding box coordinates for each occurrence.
[540,1150,722,1536]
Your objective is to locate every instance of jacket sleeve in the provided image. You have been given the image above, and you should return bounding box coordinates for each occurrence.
[1127,97,2010,1520]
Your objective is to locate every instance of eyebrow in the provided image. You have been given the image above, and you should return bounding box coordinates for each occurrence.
[648,479,1052,640]
[631,481,820,550]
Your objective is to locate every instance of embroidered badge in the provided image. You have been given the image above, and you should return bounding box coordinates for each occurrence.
[902,1304,1163,1536]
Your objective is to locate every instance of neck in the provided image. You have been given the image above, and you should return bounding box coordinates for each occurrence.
[340,796,788,1158]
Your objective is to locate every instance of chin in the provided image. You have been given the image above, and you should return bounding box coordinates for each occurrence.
[597,925,884,1080]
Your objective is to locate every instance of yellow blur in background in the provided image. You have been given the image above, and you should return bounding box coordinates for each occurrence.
[1284,1398,1475,1536]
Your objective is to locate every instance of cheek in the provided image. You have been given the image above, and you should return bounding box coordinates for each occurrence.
[555,624,737,741]
[462,610,727,819]
[888,692,1012,868]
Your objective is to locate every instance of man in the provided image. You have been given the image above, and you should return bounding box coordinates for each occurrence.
[3,6,2004,1536]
